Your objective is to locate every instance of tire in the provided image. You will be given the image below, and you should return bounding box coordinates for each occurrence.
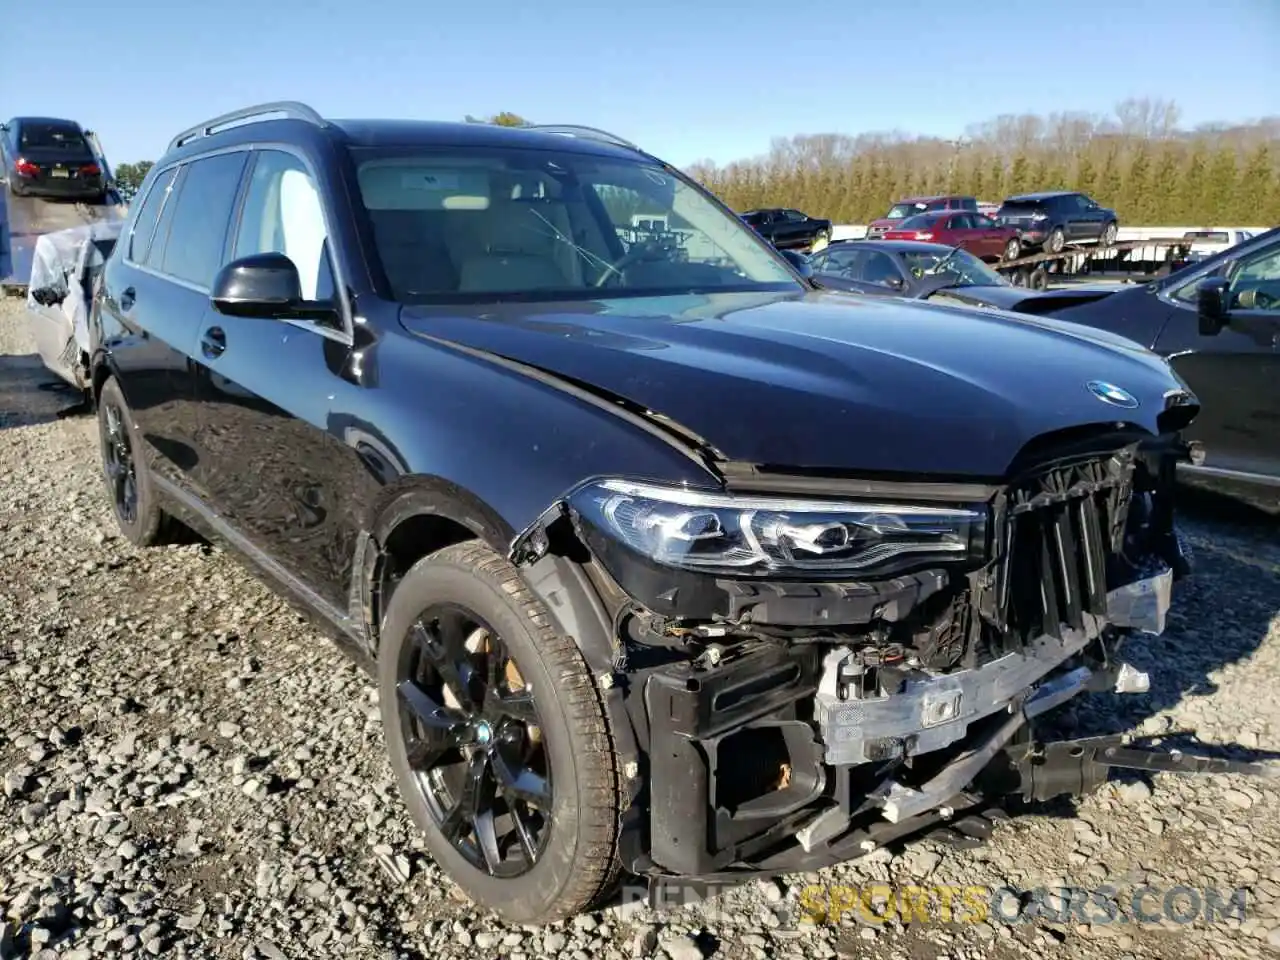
[1002,237,1021,262]
[1046,227,1065,254]
[95,376,177,547]
[1029,267,1049,291]
[1101,221,1118,246]
[377,540,621,924]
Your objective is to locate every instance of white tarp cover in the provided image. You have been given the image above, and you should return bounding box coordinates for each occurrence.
[26,219,122,354]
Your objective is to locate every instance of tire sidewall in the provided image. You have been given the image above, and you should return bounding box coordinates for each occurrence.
[377,550,596,921]
[96,377,160,545]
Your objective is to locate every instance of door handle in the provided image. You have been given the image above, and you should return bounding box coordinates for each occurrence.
[201,327,227,359]
[119,286,135,311]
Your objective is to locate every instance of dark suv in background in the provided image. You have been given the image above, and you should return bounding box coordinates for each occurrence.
[997,190,1119,254]
[739,207,832,250]
[88,101,1200,924]
[1,116,107,202]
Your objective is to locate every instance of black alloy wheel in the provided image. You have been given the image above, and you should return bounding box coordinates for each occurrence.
[377,540,622,923]
[100,398,138,527]
[394,604,553,877]
[94,376,178,547]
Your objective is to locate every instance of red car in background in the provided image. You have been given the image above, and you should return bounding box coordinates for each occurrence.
[881,210,1023,262]
[864,194,976,238]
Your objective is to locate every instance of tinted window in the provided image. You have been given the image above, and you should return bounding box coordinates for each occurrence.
[233,149,335,303]
[959,197,978,211]
[951,214,975,229]
[146,165,186,269]
[999,200,1045,218]
[126,167,177,263]
[160,152,248,287]
[19,120,92,156]
[862,251,902,286]
[901,214,943,229]
[814,247,868,278]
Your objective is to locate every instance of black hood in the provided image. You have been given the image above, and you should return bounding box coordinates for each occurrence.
[399,290,1195,478]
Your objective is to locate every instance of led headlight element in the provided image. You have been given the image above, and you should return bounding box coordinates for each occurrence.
[569,479,987,577]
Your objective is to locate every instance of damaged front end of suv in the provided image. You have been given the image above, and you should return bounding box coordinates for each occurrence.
[508,415,1203,888]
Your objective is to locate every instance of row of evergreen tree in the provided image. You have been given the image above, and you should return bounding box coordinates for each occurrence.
[684,101,1280,227]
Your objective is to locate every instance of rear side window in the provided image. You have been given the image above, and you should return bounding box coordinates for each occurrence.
[160,152,248,287]
[999,201,1045,217]
[126,167,177,264]
[958,197,977,211]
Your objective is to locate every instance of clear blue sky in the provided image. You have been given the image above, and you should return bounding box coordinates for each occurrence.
[2,0,1276,169]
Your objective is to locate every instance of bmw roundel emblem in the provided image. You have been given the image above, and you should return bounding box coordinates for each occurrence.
[1086,380,1139,409]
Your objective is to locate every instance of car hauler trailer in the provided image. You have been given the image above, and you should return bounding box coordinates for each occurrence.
[0,128,126,297]
[995,236,1198,290]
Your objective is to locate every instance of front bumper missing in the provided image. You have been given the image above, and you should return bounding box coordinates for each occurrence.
[814,567,1173,768]
[637,566,1232,878]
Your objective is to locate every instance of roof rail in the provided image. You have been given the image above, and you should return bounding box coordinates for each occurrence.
[167,101,326,153]
[525,124,641,152]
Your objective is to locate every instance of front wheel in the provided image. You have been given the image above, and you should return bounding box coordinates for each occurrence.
[1101,221,1118,246]
[1002,237,1022,262]
[377,541,621,924]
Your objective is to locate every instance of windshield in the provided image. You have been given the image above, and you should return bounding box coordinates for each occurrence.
[898,248,1006,287]
[886,202,927,220]
[349,145,799,303]
[19,121,92,155]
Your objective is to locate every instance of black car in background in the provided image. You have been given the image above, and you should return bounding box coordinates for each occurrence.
[87,101,1200,924]
[1044,226,1280,496]
[739,207,832,250]
[1,116,107,202]
[997,190,1119,254]
[807,239,1118,311]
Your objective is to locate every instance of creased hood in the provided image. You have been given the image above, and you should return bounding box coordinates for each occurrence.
[399,290,1193,478]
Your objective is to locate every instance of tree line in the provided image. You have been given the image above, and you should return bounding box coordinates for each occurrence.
[685,99,1280,226]
[107,99,1280,226]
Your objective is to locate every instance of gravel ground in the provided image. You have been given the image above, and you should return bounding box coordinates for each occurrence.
[1,296,1278,960]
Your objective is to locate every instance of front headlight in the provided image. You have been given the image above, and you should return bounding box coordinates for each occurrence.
[567,479,988,578]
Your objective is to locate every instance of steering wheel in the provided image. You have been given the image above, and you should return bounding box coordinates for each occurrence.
[594,244,659,288]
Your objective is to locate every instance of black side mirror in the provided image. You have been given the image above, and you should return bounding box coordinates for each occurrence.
[1196,276,1231,336]
[211,252,336,322]
[779,249,813,278]
[884,275,905,290]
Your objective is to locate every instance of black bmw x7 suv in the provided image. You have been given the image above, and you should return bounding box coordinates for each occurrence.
[88,102,1201,923]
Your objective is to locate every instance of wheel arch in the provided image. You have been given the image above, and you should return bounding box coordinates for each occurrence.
[357,474,517,651]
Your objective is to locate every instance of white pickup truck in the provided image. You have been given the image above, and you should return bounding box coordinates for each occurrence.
[1181,227,1259,263]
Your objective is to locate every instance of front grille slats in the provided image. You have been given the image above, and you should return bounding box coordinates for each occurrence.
[1000,451,1135,645]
